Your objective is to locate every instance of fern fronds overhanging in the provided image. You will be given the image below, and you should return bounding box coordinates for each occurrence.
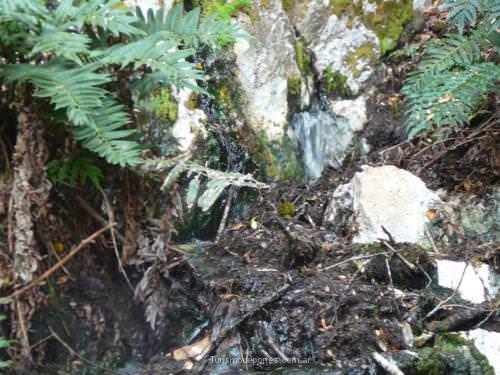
[0,0,243,166]
[403,63,500,137]
[402,0,500,138]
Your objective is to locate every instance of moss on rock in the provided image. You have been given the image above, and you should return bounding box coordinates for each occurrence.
[294,37,313,76]
[329,0,413,55]
[323,69,352,97]
[151,87,178,123]
[344,42,378,78]
[193,0,252,19]
[241,126,304,181]
[281,0,294,12]
[416,334,495,375]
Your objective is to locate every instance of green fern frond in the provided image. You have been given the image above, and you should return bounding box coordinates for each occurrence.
[404,63,500,137]
[28,25,91,63]
[49,154,103,188]
[75,0,144,37]
[2,62,110,125]
[409,33,483,80]
[71,98,142,166]
[134,4,245,48]
[1,0,244,167]
[0,0,49,27]
[441,0,481,34]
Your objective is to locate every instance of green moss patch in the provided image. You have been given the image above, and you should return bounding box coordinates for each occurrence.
[194,0,252,19]
[330,0,413,55]
[294,37,313,76]
[151,87,178,123]
[323,69,351,97]
[278,201,296,216]
[344,42,378,78]
[416,334,494,375]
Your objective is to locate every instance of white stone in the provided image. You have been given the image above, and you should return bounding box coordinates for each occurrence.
[437,260,499,304]
[413,0,433,29]
[460,329,500,375]
[234,1,305,141]
[291,0,380,94]
[171,88,207,153]
[413,0,433,14]
[325,165,440,244]
[125,0,174,14]
[330,95,368,132]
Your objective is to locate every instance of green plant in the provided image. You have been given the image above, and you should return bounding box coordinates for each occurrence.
[48,153,103,188]
[0,0,243,167]
[0,297,13,369]
[199,0,252,20]
[402,0,500,138]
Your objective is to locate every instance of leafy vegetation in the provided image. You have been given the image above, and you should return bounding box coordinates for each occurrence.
[402,0,500,138]
[48,153,103,188]
[0,0,242,167]
[0,297,13,369]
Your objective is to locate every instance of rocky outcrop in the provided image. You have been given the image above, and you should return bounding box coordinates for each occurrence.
[288,1,381,95]
[172,88,207,153]
[229,0,421,180]
[234,2,306,141]
[325,165,441,244]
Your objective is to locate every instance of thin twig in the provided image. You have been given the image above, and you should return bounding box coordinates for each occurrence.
[321,253,390,272]
[45,241,71,277]
[372,352,404,375]
[7,223,115,300]
[424,224,440,254]
[15,298,32,361]
[425,262,469,319]
[99,186,133,292]
[382,241,417,271]
[215,187,234,243]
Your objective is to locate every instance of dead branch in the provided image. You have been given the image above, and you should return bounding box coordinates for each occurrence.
[7,223,115,300]
[372,352,404,375]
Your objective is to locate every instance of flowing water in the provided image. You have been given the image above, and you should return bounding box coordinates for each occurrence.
[292,109,355,180]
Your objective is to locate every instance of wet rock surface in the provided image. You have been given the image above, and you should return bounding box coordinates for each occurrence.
[14,1,500,375]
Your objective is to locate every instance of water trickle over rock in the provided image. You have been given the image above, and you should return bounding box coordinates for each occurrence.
[292,111,349,180]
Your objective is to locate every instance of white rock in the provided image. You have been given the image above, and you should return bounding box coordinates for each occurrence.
[413,0,433,29]
[413,0,433,14]
[325,165,440,244]
[437,260,499,304]
[460,329,500,375]
[330,95,368,132]
[291,0,380,94]
[234,1,305,141]
[172,88,207,153]
[125,0,174,13]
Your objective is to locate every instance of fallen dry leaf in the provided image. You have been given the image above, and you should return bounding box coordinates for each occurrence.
[229,222,245,231]
[172,333,212,362]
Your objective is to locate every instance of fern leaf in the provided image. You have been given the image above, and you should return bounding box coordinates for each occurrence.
[441,0,481,34]
[72,98,142,166]
[3,63,110,125]
[414,33,483,75]
[134,4,245,48]
[28,25,90,63]
[0,0,49,27]
[404,62,500,137]
[76,0,144,37]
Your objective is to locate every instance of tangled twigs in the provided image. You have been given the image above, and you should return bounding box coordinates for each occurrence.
[7,223,116,300]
